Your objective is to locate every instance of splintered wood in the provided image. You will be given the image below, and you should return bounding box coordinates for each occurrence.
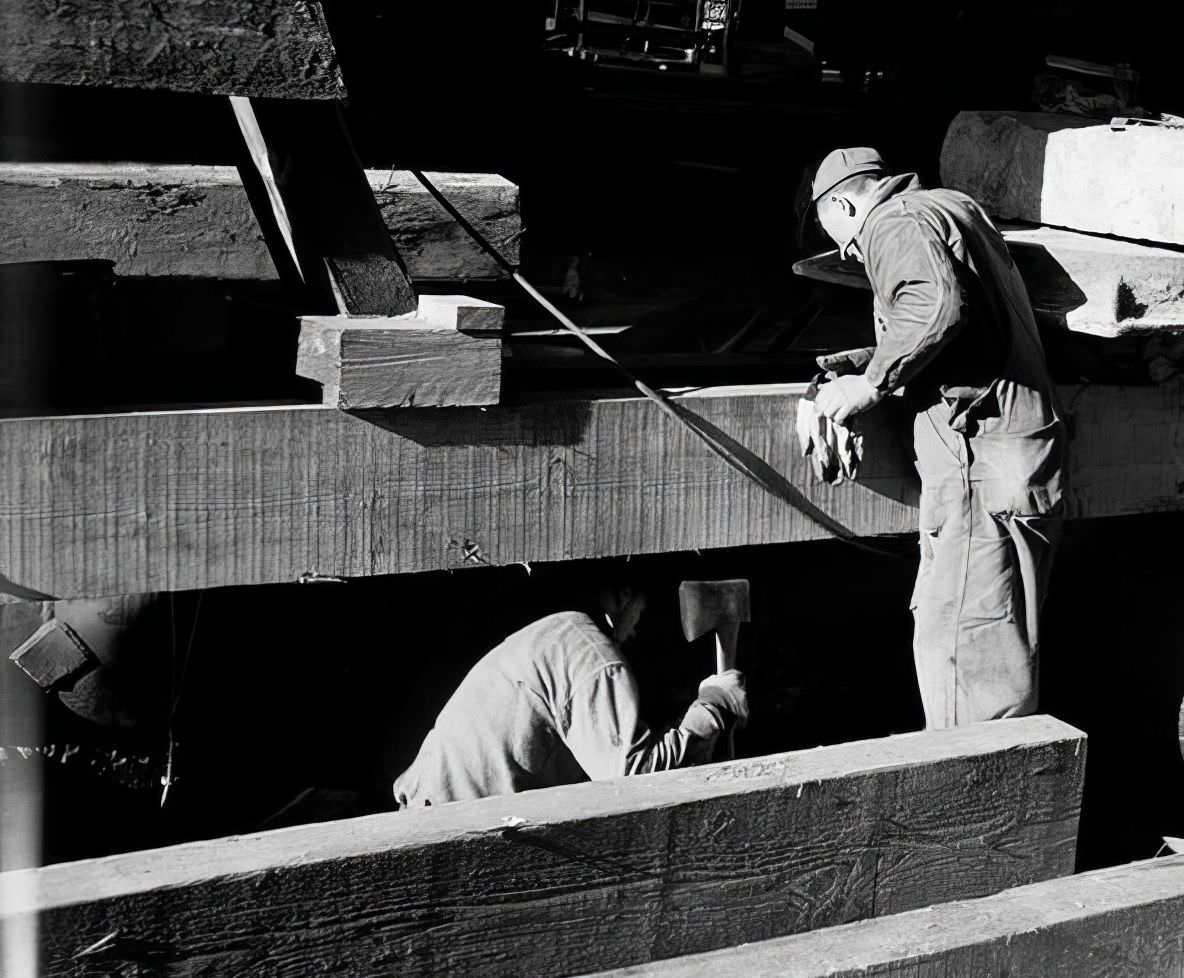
[0,383,1180,599]
[579,856,1184,978]
[0,716,1086,978]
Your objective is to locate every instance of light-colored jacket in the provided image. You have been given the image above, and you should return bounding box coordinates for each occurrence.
[393,611,718,807]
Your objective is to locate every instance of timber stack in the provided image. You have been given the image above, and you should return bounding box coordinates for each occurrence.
[1,4,1183,977]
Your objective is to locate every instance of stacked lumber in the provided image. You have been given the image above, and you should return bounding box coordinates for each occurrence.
[940,111,1184,338]
[0,717,1085,977]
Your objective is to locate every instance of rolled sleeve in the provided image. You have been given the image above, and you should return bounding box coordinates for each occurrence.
[863,211,965,392]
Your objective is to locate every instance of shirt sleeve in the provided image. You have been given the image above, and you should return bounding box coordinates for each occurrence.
[863,210,966,392]
[561,663,717,779]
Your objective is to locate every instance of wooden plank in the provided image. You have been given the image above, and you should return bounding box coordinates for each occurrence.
[0,0,344,99]
[0,716,1085,978]
[231,97,417,317]
[297,312,502,409]
[0,164,520,283]
[581,855,1184,978]
[0,382,1179,600]
[940,110,1184,245]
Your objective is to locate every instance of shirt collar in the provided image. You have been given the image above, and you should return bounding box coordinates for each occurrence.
[845,172,923,258]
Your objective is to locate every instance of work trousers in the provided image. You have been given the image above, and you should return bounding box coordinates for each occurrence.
[911,404,1062,729]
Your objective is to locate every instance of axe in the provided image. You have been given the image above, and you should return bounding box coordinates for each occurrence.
[679,579,750,758]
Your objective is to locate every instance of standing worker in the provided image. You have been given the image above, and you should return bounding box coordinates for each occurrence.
[392,575,748,807]
[802,147,1065,729]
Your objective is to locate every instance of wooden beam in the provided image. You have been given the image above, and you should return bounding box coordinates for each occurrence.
[0,164,520,283]
[0,382,1179,600]
[231,97,417,317]
[0,716,1085,978]
[297,308,502,409]
[581,855,1184,978]
[0,0,344,99]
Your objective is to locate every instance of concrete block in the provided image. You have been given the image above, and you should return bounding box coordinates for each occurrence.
[941,111,1184,245]
[1002,225,1184,335]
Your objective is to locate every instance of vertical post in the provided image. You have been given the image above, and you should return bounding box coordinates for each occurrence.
[230,97,417,317]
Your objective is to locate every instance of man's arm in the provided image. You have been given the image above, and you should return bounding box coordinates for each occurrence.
[562,664,743,779]
[862,209,965,393]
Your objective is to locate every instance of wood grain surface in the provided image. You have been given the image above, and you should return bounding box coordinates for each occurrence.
[297,316,502,408]
[0,0,344,99]
[0,382,1179,600]
[581,855,1184,978]
[0,716,1085,978]
[0,165,520,282]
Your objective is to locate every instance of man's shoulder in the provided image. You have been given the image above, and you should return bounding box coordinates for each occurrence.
[512,611,622,663]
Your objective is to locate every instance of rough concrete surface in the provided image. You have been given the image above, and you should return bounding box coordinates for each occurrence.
[941,111,1184,245]
[1002,225,1184,335]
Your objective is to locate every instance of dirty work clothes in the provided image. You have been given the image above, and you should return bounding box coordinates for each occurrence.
[393,612,721,807]
[856,174,1066,728]
[911,404,1062,727]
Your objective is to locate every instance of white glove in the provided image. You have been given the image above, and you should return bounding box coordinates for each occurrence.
[796,395,862,485]
[813,372,884,425]
[680,669,749,737]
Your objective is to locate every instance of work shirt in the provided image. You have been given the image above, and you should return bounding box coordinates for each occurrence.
[392,611,719,807]
[855,173,1065,517]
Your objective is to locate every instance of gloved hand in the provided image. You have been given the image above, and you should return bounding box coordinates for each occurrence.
[678,669,749,740]
[795,388,862,485]
[813,372,883,425]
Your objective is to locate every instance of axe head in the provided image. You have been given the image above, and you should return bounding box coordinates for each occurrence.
[678,579,751,642]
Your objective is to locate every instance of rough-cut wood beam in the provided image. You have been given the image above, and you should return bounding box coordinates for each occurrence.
[0,382,1179,600]
[0,716,1086,978]
[0,164,520,283]
[940,110,1184,245]
[297,308,502,409]
[0,0,344,99]
[582,855,1184,978]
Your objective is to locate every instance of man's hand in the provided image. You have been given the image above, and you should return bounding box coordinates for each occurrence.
[813,372,883,424]
[796,395,862,485]
[697,670,749,728]
[679,669,749,739]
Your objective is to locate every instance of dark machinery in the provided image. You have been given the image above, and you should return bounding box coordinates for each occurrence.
[543,0,739,73]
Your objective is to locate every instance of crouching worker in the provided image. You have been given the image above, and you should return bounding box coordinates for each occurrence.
[392,578,748,808]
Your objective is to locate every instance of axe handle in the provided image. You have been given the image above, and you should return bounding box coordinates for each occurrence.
[714,622,740,674]
[713,624,740,761]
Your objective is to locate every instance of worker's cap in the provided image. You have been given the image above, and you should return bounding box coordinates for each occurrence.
[811,147,886,202]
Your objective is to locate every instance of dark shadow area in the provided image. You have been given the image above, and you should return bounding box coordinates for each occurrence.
[6,512,1182,871]
[1008,242,1090,318]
